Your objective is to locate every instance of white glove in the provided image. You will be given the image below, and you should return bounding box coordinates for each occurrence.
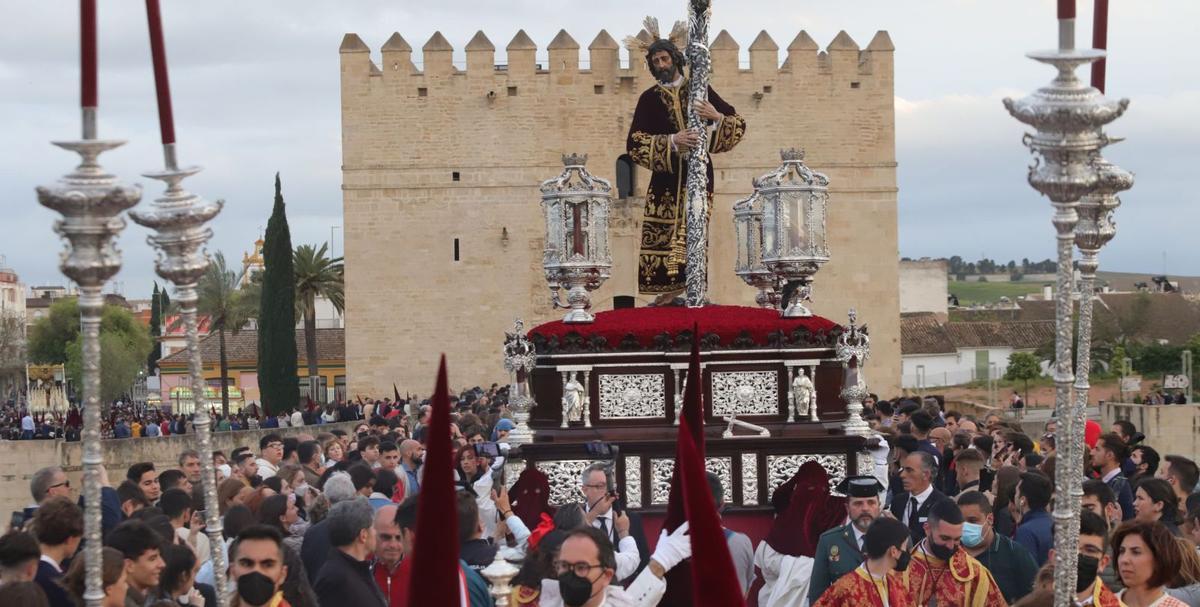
[650,521,691,571]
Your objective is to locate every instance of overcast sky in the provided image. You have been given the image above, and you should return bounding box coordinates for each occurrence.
[1,0,1196,298]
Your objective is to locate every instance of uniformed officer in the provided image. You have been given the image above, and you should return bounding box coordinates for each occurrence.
[807,475,885,605]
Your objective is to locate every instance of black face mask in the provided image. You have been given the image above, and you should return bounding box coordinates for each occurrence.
[928,540,956,561]
[894,550,912,572]
[558,572,596,607]
[236,571,277,607]
[1076,554,1101,593]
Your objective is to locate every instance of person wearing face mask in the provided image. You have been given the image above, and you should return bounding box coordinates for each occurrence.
[227,525,290,607]
[813,517,914,607]
[1045,511,1125,607]
[541,523,692,607]
[957,491,1038,603]
[900,500,1005,607]
[808,476,886,604]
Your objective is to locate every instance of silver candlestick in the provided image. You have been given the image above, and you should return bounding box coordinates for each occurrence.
[835,309,871,438]
[1003,18,1128,603]
[35,112,142,607]
[128,146,228,606]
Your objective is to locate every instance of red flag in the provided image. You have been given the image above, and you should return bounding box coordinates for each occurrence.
[406,356,461,607]
[679,417,746,607]
[664,325,704,530]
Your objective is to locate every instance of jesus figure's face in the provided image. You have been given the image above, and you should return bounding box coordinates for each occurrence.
[650,50,677,83]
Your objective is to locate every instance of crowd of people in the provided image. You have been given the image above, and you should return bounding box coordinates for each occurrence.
[4,387,1200,607]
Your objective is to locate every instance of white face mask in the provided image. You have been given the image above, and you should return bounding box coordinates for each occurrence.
[296,482,310,495]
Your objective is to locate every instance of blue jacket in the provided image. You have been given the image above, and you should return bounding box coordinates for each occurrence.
[1014,508,1054,566]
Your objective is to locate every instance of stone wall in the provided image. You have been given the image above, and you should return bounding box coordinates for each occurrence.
[900,259,948,316]
[340,27,901,396]
[1104,402,1200,462]
[0,422,360,517]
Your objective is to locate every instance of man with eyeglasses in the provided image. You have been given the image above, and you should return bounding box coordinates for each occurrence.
[25,467,72,521]
[256,433,284,480]
[543,524,692,607]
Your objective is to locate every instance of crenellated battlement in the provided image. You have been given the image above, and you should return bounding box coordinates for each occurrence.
[340,28,893,85]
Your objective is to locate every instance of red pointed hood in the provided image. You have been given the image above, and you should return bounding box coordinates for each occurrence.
[765,461,846,557]
[679,416,746,607]
[664,326,704,530]
[406,356,461,607]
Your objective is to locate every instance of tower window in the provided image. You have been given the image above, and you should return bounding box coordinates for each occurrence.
[850,81,861,89]
[594,85,605,94]
[452,171,461,181]
[453,238,460,261]
[615,155,636,199]
[418,87,428,97]
[507,86,518,96]
[763,85,773,93]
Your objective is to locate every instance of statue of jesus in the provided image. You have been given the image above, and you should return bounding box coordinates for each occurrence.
[626,22,746,305]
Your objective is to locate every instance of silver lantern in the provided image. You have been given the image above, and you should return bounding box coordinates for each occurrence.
[502,318,537,445]
[759,148,830,317]
[731,179,778,309]
[541,153,612,323]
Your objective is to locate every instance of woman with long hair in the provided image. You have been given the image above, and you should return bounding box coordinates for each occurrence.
[1134,478,1182,536]
[992,465,1022,538]
[217,477,245,516]
[61,546,127,607]
[259,493,304,554]
[454,443,497,538]
[151,544,204,607]
[509,530,567,607]
[1112,520,1188,607]
[196,504,256,588]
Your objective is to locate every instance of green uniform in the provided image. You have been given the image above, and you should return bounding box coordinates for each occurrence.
[807,523,865,605]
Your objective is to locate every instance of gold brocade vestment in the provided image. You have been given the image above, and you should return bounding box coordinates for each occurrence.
[626,78,746,295]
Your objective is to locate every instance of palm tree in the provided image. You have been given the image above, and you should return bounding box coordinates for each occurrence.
[196,253,259,416]
[294,243,344,402]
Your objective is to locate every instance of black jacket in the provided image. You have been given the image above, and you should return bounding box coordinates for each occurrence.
[889,487,952,543]
[300,519,332,580]
[459,538,499,573]
[313,549,387,607]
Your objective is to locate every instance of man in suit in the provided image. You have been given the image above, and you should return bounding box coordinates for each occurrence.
[32,496,82,607]
[580,462,649,582]
[808,476,885,605]
[889,451,952,543]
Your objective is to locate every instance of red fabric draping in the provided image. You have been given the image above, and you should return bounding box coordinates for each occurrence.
[529,305,838,350]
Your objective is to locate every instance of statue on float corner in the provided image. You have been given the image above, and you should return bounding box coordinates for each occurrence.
[789,368,817,422]
[561,372,587,428]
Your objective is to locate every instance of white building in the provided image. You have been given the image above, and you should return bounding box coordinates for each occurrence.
[900,312,1053,388]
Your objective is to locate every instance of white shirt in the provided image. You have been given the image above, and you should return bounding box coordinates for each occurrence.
[590,513,641,580]
[1102,467,1122,483]
[290,411,304,427]
[22,415,34,431]
[540,566,666,607]
[256,458,279,479]
[852,525,867,551]
[903,484,935,523]
[40,554,62,573]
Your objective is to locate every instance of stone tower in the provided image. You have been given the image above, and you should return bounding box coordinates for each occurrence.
[339,27,901,396]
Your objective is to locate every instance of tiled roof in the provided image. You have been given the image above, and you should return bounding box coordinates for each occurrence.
[900,312,955,355]
[159,328,344,367]
[944,321,1055,350]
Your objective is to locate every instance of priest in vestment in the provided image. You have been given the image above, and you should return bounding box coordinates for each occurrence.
[814,517,914,607]
[626,28,746,304]
[900,501,1006,607]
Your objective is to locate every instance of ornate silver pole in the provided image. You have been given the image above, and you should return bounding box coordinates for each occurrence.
[683,0,712,307]
[1070,155,1132,527]
[836,309,871,439]
[128,150,227,606]
[36,118,142,607]
[1004,13,1127,602]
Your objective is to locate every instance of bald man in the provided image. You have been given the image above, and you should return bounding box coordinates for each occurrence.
[372,505,404,606]
[396,440,424,501]
[930,427,956,494]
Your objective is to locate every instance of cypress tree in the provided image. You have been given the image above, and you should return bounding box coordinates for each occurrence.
[147,282,162,374]
[258,173,298,416]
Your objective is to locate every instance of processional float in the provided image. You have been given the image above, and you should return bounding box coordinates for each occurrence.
[36,2,229,605]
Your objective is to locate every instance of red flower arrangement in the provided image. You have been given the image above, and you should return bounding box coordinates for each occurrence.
[529,305,840,351]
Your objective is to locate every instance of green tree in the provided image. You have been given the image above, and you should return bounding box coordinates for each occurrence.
[147,283,163,374]
[0,312,26,394]
[56,302,152,405]
[28,298,83,363]
[1004,351,1041,405]
[198,252,259,416]
[294,243,344,401]
[258,174,298,415]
